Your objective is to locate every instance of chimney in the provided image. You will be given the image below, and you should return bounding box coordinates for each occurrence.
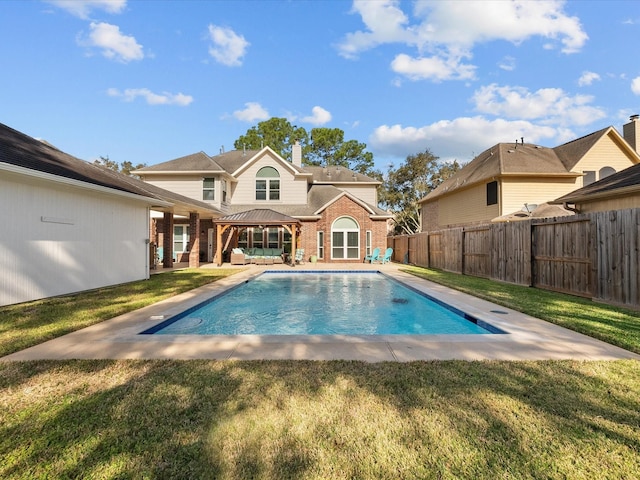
[292,141,302,167]
[623,114,640,154]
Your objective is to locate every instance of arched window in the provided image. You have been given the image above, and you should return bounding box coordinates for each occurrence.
[256,166,280,201]
[599,166,615,180]
[331,217,360,259]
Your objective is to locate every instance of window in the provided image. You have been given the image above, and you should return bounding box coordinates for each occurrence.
[365,230,372,257]
[331,217,360,259]
[222,179,228,203]
[238,228,248,249]
[599,166,615,180]
[267,227,279,248]
[256,167,280,201]
[173,225,190,253]
[486,181,498,206]
[583,171,596,186]
[283,230,292,255]
[317,231,324,259]
[252,227,264,248]
[203,178,215,201]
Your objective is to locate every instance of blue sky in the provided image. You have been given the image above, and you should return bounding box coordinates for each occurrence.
[2,0,640,171]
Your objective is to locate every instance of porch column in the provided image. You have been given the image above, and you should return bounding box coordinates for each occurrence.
[162,212,174,268]
[188,212,201,268]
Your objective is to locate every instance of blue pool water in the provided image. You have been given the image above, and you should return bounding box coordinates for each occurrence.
[144,272,501,335]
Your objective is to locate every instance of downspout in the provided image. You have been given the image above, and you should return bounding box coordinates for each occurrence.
[563,202,580,214]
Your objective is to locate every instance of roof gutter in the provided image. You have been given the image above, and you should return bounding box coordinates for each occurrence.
[1,162,173,208]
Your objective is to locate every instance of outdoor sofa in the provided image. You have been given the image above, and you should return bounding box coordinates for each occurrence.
[230,247,285,265]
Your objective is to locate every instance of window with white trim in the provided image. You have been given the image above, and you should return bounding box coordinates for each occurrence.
[365,230,372,257]
[317,231,324,259]
[173,225,190,253]
[256,166,280,201]
[252,227,264,248]
[222,179,228,203]
[267,227,279,248]
[331,217,360,259]
[203,178,214,201]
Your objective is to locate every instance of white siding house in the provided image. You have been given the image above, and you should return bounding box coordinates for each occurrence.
[0,122,220,306]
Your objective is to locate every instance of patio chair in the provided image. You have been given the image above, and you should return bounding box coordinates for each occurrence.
[363,247,380,263]
[380,247,393,264]
[294,248,305,265]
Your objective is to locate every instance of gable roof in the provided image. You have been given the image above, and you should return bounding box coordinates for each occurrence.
[0,122,221,216]
[213,208,301,226]
[418,126,638,204]
[305,165,380,184]
[554,162,640,204]
[135,151,226,173]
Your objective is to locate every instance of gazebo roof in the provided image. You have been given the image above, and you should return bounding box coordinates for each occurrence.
[213,208,301,226]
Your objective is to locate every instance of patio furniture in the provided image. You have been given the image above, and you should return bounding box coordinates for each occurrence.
[364,247,380,263]
[294,248,305,264]
[380,247,393,264]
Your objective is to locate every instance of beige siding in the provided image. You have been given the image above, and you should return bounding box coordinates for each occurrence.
[577,194,640,213]
[501,177,578,214]
[142,175,225,209]
[437,183,499,227]
[232,153,308,205]
[1,171,150,306]
[573,134,638,187]
[339,185,377,204]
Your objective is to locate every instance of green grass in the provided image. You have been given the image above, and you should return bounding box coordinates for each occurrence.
[1,266,640,479]
[1,359,639,479]
[402,266,640,355]
[0,268,241,358]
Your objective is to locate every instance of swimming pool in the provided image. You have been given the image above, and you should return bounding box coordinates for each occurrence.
[143,272,503,336]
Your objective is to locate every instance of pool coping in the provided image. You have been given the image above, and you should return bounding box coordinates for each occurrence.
[2,263,639,362]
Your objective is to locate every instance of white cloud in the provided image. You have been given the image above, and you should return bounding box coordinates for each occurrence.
[338,0,588,82]
[391,53,476,82]
[233,102,269,122]
[47,0,126,19]
[107,88,193,106]
[472,84,606,126]
[337,0,414,59]
[369,117,558,163]
[578,71,601,86]
[208,24,249,67]
[498,56,516,71]
[78,22,143,62]
[631,77,640,95]
[301,106,332,125]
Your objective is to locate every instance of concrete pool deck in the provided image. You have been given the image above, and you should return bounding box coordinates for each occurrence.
[2,262,639,362]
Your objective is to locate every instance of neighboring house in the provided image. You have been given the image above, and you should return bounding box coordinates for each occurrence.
[0,122,220,306]
[552,116,640,213]
[418,119,640,231]
[134,143,391,264]
[553,162,640,213]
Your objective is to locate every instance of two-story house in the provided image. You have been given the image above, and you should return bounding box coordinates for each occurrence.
[418,119,640,231]
[134,142,391,266]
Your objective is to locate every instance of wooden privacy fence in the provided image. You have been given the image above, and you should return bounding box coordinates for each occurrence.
[388,207,640,309]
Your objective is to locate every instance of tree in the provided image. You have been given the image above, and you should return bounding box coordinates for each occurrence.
[307,128,375,175]
[233,118,379,177]
[380,149,463,235]
[233,118,308,161]
[93,156,147,177]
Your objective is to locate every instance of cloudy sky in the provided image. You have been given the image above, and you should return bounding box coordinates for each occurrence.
[2,0,640,170]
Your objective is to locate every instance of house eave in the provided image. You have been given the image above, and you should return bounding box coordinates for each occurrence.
[553,184,640,204]
[1,162,173,207]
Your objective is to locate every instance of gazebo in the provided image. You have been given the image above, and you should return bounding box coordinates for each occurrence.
[213,209,302,266]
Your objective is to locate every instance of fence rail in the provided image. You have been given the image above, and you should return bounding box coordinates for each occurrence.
[388,207,640,310]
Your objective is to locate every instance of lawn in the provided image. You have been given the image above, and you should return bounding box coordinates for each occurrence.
[402,266,640,355]
[1,267,639,479]
[0,268,242,358]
